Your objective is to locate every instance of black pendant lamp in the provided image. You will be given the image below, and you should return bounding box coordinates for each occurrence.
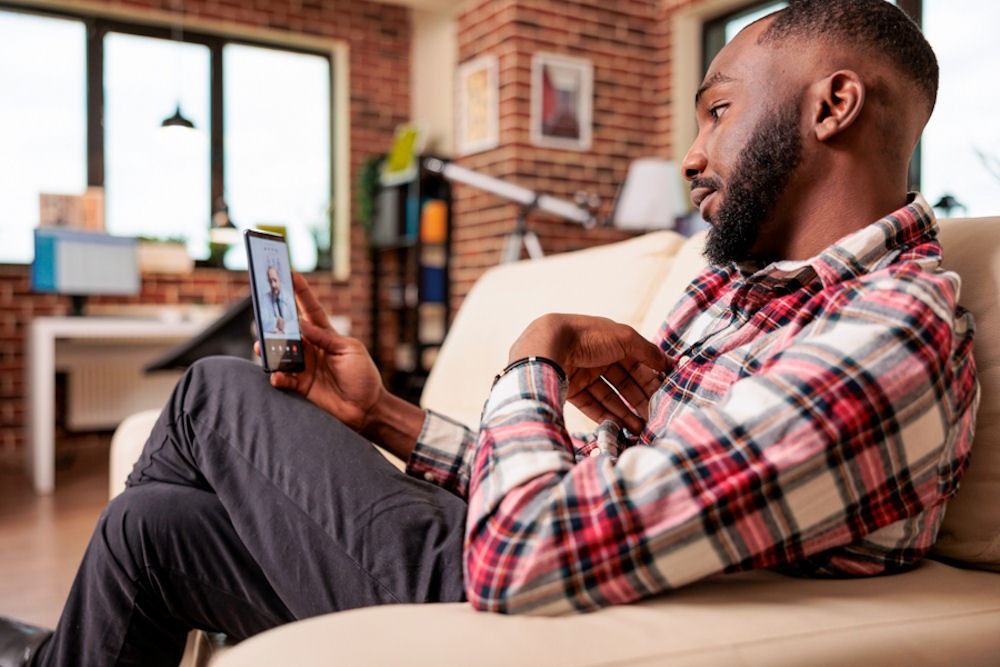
[161,0,195,131]
[161,103,195,129]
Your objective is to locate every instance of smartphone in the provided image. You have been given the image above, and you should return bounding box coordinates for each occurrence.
[244,229,306,373]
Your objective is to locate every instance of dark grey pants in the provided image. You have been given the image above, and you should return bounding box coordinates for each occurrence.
[37,357,468,666]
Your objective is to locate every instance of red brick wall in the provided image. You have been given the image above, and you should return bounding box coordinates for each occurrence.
[449,0,685,313]
[0,0,410,466]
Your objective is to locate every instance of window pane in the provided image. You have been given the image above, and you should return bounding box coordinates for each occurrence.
[224,44,331,271]
[723,2,787,42]
[922,1,1000,218]
[0,11,86,264]
[104,32,211,256]
[703,1,788,75]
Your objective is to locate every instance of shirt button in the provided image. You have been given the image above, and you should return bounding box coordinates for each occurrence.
[588,449,601,457]
[423,472,435,482]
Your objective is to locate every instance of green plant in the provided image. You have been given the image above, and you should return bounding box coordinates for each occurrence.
[357,155,384,236]
[137,235,186,244]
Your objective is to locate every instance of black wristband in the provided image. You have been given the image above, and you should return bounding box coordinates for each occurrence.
[493,356,567,387]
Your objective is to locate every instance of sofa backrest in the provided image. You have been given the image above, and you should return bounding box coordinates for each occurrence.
[932,216,1000,572]
[637,230,709,338]
[421,230,687,433]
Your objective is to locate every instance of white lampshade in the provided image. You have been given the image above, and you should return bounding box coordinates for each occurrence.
[610,158,687,230]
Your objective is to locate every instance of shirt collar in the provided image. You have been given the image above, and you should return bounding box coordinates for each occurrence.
[737,193,941,289]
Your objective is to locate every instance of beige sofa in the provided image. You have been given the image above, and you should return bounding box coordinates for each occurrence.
[110,216,1000,666]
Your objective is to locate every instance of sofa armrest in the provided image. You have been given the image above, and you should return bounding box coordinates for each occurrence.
[108,409,160,499]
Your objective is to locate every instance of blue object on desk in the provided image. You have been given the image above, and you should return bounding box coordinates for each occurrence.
[32,228,140,296]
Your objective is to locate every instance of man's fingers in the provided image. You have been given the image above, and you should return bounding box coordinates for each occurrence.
[601,362,662,420]
[269,369,297,390]
[586,381,645,434]
[622,331,671,376]
[570,387,620,426]
[292,271,335,331]
[569,376,646,434]
[300,319,347,354]
[604,322,670,377]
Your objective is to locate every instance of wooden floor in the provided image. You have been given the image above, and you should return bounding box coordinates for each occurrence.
[0,445,110,628]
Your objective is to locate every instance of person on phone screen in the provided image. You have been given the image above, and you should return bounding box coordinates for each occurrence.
[0,2,980,666]
[261,263,297,336]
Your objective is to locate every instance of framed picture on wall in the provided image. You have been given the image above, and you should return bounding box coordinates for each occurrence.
[530,52,593,151]
[456,54,499,155]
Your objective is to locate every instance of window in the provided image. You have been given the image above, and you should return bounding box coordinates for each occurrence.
[223,44,331,271]
[921,0,1000,217]
[0,11,86,264]
[0,5,338,272]
[104,32,211,259]
[698,0,1000,219]
[702,1,787,77]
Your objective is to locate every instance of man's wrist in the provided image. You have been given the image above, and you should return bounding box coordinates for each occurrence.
[360,389,426,461]
[484,356,570,427]
[493,356,567,388]
[507,314,572,366]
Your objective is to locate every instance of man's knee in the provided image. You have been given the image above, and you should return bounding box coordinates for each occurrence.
[186,356,262,391]
[177,356,272,417]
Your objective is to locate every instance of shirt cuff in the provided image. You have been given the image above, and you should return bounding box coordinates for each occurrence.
[407,409,475,497]
[575,419,633,461]
[483,359,569,421]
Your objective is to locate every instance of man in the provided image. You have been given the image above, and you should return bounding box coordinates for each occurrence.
[260,263,295,335]
[0,0,978,664]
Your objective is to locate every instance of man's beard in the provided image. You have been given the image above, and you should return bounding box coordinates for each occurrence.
[699,96,804,266]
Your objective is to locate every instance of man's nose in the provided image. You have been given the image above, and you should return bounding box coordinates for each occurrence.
[681,139,707,181]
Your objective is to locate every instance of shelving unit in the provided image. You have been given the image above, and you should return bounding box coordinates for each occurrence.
[370,157,452,403]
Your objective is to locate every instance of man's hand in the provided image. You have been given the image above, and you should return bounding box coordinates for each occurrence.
[264,273,385,433]
[262,273,427,461]
[508,313,670,434]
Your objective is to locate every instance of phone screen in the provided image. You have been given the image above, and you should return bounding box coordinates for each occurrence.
[244,229,305,373]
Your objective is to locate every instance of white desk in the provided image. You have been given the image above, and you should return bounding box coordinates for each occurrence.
[28,316,210,494]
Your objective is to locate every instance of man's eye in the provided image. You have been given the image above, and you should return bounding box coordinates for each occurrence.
[709,105,727,120]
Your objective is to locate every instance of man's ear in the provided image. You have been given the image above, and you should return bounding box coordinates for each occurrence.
[810,70,865,142]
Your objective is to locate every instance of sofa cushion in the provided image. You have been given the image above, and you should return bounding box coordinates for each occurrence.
[932,216,1000,571]
[109,409,161,498]
[421,230,687,433]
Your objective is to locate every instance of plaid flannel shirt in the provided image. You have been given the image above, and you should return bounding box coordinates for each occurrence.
[407,194,979,615]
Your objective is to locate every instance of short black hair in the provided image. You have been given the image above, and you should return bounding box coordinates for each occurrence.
[759,0,938,113]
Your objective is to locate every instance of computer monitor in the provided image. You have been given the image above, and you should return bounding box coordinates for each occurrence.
[32,228,140,314]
